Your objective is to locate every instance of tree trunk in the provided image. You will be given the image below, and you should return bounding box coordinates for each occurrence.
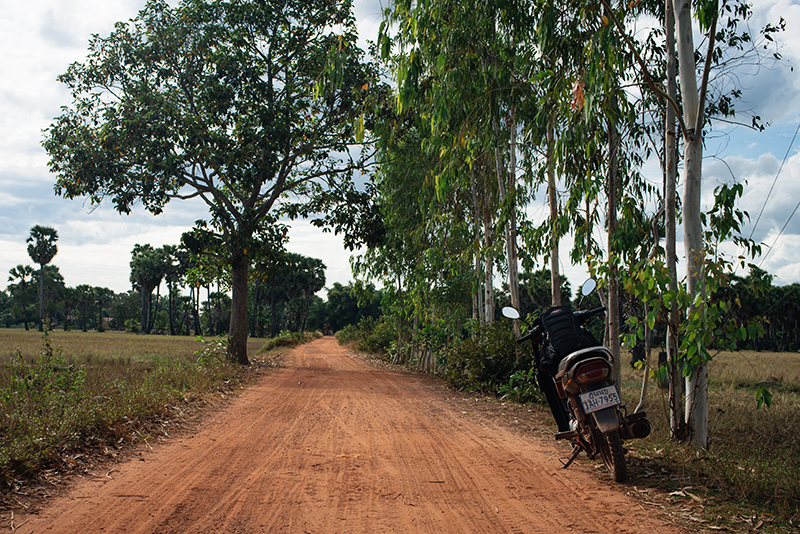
[151,282,161,333]
[674,0,708,448]
[547,113,561,306]
[38,264,45,331]
[471,171,484,322]
[493,113,521,335]
[664,0,686,440]
[229,252,250,365]
[607,116,621,385]
[483,170,495,322]
[168,283,176,336]
[507,110,521,335]
[140,284,150,334]
[206,285,213,336]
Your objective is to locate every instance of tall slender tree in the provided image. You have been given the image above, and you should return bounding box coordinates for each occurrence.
[26,225,59,330]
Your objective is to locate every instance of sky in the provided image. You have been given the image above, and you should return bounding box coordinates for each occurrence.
[0,0,799,298]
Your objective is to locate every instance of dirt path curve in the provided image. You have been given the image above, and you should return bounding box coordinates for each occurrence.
[18,337,682,534]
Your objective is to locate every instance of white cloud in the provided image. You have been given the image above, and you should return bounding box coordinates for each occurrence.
[757,229,800,284]
[2,0,800,303]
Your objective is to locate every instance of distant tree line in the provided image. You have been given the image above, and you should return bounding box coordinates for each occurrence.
[2,227,381,337]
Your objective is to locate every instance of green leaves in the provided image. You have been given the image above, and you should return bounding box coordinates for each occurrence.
[696,0,719,33]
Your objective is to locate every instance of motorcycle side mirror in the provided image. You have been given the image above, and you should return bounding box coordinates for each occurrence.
[501,306,520,320]
[580,278,597,296]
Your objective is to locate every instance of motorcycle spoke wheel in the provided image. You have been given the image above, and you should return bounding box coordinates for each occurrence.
[596,429,627,482]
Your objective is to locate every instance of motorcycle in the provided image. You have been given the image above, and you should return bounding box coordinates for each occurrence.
[501,279,651,482]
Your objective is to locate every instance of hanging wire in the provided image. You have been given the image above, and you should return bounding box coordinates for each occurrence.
[749,122,800,241]
[757,123,800,267]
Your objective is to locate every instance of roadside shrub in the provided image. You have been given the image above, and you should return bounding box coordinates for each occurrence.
[334,317,396,356]
[443,321,526,392]
[256,330,319,353]
[358,317,396,355]
[497,368,543,404]
[335,324,361,345]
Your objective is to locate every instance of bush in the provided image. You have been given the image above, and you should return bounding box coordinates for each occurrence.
[256,330,319,353]
[497,368,543,404]
[443,321,528,392]
[335,317,396,356]
[358,317,396,355]
[335,324,361,345]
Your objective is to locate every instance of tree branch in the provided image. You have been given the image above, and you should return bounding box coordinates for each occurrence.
[597,0,689,139]
[696,13,719,136]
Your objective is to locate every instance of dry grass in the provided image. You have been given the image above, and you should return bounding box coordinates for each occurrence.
[708,350,800,392]
[619,349,800,528]
[0,328,271,486]
[0,329,268,364]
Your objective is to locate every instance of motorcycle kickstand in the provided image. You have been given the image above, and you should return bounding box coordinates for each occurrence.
[560,445,582,469]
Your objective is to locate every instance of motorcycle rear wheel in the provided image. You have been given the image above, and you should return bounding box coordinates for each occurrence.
[596,429,627,482]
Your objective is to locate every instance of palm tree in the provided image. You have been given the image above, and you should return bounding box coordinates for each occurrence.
[8,264,35,329]
[26,225,59,330]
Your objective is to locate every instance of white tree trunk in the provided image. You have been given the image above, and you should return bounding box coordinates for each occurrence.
[503,111,521,335]
[607,116,621,385]
[547,113,561,306]
[484,191,495,322]
[664,0,686,439]
[673,0,708,448]
[471,173,485,322]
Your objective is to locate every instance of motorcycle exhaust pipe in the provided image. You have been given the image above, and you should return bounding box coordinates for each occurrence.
[620,415,651,440]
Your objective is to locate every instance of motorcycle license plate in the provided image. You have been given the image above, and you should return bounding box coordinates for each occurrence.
[579,385,621,414]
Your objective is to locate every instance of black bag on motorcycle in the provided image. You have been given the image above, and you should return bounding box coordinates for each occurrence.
[538,306,582,377]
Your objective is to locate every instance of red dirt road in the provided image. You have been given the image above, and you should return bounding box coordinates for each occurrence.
[17,337,682,533]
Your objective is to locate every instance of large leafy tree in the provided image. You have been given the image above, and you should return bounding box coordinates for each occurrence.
[26,225,59,330]
[43,0,382,364]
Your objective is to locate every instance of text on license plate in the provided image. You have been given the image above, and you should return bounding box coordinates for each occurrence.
[579,385,621,414]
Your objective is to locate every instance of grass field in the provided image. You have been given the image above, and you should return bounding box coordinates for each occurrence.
[0,327,276,488]
[619,349,800,529]
[0,328,268,364]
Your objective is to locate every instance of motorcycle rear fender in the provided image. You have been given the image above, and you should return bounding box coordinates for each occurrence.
[556,347,613,380]
[591,407,620,433]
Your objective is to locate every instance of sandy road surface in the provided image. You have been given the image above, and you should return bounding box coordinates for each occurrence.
[17,337,682,534]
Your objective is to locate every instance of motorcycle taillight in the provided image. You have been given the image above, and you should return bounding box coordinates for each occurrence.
[574,360,611,385]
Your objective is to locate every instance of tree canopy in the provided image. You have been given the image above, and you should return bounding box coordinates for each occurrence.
[43,0,385,363]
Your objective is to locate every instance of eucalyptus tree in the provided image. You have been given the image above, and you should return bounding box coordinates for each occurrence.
[43,0,383,364]
[378,0,539,326]
[26,225,59,330]
[350,123,446,352]
[598,0,784,446]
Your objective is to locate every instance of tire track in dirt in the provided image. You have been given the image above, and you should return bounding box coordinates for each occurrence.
[17,337,683,533]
